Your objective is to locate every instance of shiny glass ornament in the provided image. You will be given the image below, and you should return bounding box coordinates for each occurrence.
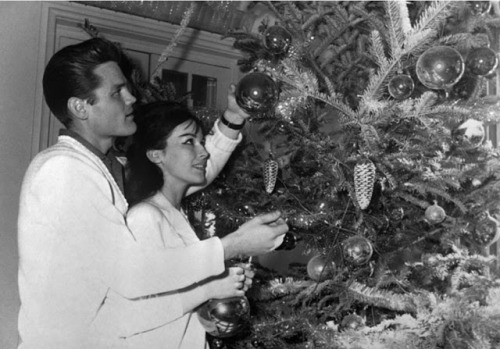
[306,254,336,282]
[342,236,373,266]
[197,296,250,338]
[235,72,279,114]
[275,232,298,250]
[339,314,365,331]
[467,47,498,76]
[471,212,500,247]
[290,148,320,177]
[388,74,414,100]
[264,25,292,55]
[416,46,465,96]
[468,1,491,15]
[454,119,485,148]
[425,201,446,224]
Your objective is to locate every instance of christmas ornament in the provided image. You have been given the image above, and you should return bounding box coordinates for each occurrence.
[263,25,292,55]
[197,296,250,338]
[235,72,279,114]
[354,158,376,210]
[467,47,498,76]
[290,148,320,177]
[468,1,491,15]
[389,207,405,221]
[424,201,446,224]
[339,314,365,331]
[471,212,500,247]
[454,119,485,148]
[263,157,279,194]
[276,232,298,251]
[416,46,465,95]
[306,254,336,282]
[388,74,414,100]
[342,236,373,266]
[449,72,480,100]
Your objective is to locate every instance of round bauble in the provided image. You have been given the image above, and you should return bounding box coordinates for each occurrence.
[416,46,465,92]
[197,297,250,338]
[275,232,298,251]
[389,207,405,221]
[342,236,373,266]
[455,119,485,148]
[290,148,320,177]
[306,254,336,282]
[264,25,292,55]
[388,74,414,100]
[467,47,498,76]
[339,314,365,331]
[425,201,446,224]
[468,1,491,15]
[471,212,500,247]
[235,72,279,114]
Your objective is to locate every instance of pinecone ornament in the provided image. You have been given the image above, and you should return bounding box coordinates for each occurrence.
[263,157,279,194]
[354,158,376,210]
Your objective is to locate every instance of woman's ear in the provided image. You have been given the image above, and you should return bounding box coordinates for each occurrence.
[68,97,88,120]
[146,149,161,164]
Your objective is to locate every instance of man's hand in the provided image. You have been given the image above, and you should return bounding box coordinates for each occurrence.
[221,211,289,260]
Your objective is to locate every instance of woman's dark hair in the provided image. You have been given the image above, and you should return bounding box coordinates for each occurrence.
[125,101,204,206]
[43,38,134,127]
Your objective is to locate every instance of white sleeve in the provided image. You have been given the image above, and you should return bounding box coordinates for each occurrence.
[19,154,225,299]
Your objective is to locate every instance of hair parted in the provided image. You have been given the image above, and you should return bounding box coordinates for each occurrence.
[125,101,205,206]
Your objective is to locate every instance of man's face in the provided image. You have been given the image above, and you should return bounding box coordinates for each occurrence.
[86,61,137,147]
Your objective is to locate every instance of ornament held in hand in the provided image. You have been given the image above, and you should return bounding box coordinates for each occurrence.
[416,46,464,94]
[306,254,336,282]
[275,232,298,251]
[342,236,373,266]
[388,74,414,100]
[235,72,279,114]
[467,47,498,76]
[264,25,292,55]
[425,201,446,224]
[197,296,250,338]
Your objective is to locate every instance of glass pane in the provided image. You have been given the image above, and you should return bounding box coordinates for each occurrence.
[162,69,188,100]
[192,74,217,108]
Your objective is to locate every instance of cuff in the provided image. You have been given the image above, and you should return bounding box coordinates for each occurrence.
[210,120,243,152]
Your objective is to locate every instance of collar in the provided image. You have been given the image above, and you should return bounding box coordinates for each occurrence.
[59,129,107,161]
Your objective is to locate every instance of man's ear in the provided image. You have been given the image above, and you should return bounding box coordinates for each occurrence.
[146,149,161,164]
[68,97,88,120]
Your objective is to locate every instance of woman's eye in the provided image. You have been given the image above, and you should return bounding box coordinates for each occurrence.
[184,139,194,145]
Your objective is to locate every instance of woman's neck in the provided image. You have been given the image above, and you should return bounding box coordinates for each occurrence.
[160,186,186,210]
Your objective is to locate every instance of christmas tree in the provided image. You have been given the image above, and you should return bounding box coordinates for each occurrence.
[180,1,500,348]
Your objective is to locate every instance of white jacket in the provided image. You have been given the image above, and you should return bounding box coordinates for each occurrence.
[17,122,240,348]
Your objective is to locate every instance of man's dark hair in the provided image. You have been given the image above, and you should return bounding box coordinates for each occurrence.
[42,38,134,128]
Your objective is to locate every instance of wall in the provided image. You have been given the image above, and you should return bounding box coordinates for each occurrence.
[0,2,43,348]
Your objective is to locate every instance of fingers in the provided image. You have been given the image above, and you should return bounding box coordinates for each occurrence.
[251,210,283,225]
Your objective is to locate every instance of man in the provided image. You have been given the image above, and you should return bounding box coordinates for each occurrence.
[17,38,288,348]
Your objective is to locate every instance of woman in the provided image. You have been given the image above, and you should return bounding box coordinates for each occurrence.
[121,98,254,348]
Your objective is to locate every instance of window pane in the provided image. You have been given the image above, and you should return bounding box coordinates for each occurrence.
[192,74,217,108]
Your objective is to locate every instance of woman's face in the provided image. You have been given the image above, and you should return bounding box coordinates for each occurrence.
[153,119,209,191]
